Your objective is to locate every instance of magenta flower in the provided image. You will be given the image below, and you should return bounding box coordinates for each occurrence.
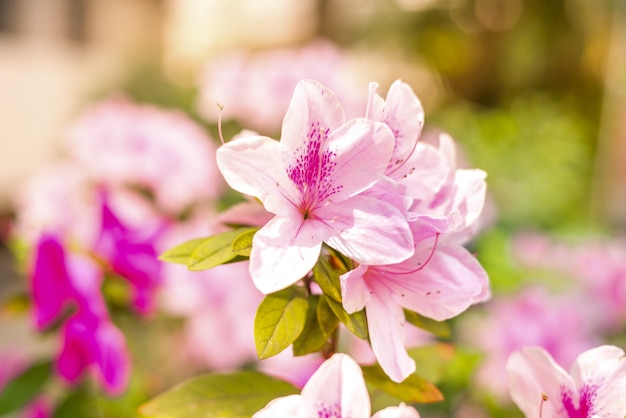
[506,345,626,418]
[216,79,414,293]
[253,353,421,417]
[95,196,164,314]
[57,311,130,396]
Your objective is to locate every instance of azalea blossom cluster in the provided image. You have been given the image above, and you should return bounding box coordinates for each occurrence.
[13,98,223,395]
[216,78,490,382]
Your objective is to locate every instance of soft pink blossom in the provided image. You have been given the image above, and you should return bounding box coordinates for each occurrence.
[253,353,421,418]
[57,311,130,396]
[507,345,626,418]
[468,286,600,400]
[216,79,414,294]
[198,39,367,134]
[65,97,223,214]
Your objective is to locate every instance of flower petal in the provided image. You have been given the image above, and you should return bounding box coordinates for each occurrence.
[217,135,297,216]
[301,353,371,418]
[506,346,574,418]
[372,403,421,418]
[569,345,626,417]
[383,241,489,321]
[252,395,304,418]
[321,196,414,266]
[281,79,345,159]
[324,118,395,199]
[365,287,416,382]
[340,264,373,314]
[249,216,327,294]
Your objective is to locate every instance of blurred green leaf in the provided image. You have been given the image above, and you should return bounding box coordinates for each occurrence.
[53,388,98,418]
[362,364,443,404]
[138,371,299,418]
[324,295,368,340]
[231,228,258,257]
[0,360,51,415]
[404,310,451,339]
[293,295,328,356]
[254,287,308,359]
[407,343,455,384]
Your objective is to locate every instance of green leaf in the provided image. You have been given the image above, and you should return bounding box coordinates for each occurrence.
[139,371,299,418]
[231,228,258,257]
[312,254,343,303]
[293,296,327,356]
[53,387,98,418]
[324,295,368,340]
[407,343,455,384]
[403,310,451,339]
[159,237,210,265]
[316,295,340,337]
[0,360,51,414]
[362,364,443,404]
[254,287,309,360]
[188,228,254,271]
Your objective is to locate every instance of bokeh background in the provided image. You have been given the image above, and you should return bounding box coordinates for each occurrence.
[1,1,625,417]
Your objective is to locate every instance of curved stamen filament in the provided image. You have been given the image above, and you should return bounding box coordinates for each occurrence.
[384,233,440,276]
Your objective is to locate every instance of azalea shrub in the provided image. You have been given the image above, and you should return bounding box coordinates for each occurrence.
[2,35,626,418]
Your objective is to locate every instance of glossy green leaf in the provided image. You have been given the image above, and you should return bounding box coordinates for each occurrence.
[404,309,451,339]
[316,295,340,337]
[254,287,308,359]
[293,295,327,356]
[312,254,343,303]
[0,360,51,414]
[362,364,443,404]
[188,228,254,271]
[159,237,210,265]
[324,295,368,340]
[231,228,258,257]
[139,371,299,418]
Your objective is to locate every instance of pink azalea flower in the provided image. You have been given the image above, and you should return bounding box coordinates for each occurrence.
[253,353,421,418]
[341,231,489,382]
[65,97,223,214]
[95,194,165,314]
[198,39,367,134]
[506,345,626,418]
[216,79,414,293]
[57,311,130,396]
[468,286,600,400]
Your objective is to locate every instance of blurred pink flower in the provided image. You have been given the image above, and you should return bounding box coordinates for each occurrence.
[216,79,413,294]
[469,286,600,400]
[65,97,223,214]
[507,345,626,418]
[514,232,626,331]
[57,311,130,396]
[253,353,421,418]
[198,39,367,134]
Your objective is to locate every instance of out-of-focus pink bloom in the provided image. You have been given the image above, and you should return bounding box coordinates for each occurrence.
[468,286,600,400]
[95,194,165,314]
[13,163,99,247]
[253,353,421,418]
[65,97,223,214]
[217,79,413,294]
[198,39,367,134]
[57,311,130,396]
[21,398,51,418]
[513,232,626,330]
[506,345,626,418]
[258,350,325,389]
